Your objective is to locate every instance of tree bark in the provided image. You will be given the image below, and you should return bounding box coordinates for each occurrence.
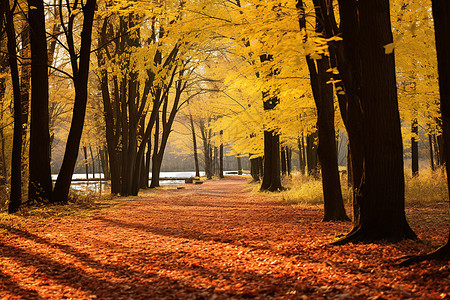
[281,146,287,175]
[89,145,96,179]
[260,131,283,191]
[190,113,200,177]
[260,54,283,192]
[53,0,96,202]
[306,132,318,177]
[335,0,415,242]
[219,131,224,178]
[316,57,349,221]
[287,147,292,176]
[28,0,52,203]
[237,155,242,175]
[83,146,89,181]
[428,129,435,171]
[6,0,23,213]
[411,119,419,177]
[298,135,306,175]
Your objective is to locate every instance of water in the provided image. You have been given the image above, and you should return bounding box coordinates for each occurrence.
[52,171,240,194]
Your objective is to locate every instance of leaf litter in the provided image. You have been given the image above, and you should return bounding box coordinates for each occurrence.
[0,176,448,299]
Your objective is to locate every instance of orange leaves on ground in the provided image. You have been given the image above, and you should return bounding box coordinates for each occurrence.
[0,176,449,299]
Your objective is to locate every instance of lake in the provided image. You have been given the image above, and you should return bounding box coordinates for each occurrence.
[52,171,241,194]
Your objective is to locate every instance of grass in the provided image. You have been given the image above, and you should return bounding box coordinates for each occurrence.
[404,167,448,204]
[274,167,449,207]
[0,189,116,221]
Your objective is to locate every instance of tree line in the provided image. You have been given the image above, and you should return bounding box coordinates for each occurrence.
[0,0,448,261]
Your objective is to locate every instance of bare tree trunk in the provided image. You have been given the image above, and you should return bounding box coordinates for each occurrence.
[411,119,419,177]
[287,147,292,176]
[306,132,318,177]
[89,145,96,179]
[335,0,415,242]
[28,0,52,203]
[53,0,97,202]
[280,146,287,175]
[237,155,242,175]
[83,146,89,181]
[428,129,435,171]
[219,131,224,178]
[6,0,23,213]
[189,113,200,177]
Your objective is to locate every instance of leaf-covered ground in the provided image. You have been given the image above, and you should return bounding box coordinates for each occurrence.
[0,176,448,299]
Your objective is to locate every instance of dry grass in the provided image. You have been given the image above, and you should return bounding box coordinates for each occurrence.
[404,167,448,204]
[276,168,449,207]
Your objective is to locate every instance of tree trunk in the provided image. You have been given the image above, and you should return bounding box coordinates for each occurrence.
[28,0,53,203]
[144,139,151,188]
[260,54,283,192]
[427,0,450,258]
[190,113,200,177]
[200,120,212,179]
[299,0,349,221]
[89,146,96,179]
[99,147,110,180]
[0,73,7,188]
[83,146,89,181]
[20,19,30,157]
[411,119,419,177]
[287,147,292,176]
[6,0,23,213]
[237,155,242,175]
[280,146,287,175]
[98,19,120,193]
[437,134,445,166]
[219,131,224,178]
[298,135,306,175]
[53,0,96,202]
[316,56,349,221]
[150,112,160,188]
[306,132,318,177]
[336,0,416,242]
[428,130,435,171]
[260,131,283,191]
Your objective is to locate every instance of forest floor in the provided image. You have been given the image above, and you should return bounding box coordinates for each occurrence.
[0,176,449,299]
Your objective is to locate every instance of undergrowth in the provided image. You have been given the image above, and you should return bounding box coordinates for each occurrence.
[271,167,448,207]
[404,167,448,204]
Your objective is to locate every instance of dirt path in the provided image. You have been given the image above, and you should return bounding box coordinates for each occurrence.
[0,176,448,299]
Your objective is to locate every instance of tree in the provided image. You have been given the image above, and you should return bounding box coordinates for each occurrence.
[189,112,200,177]
[5,0,23,213]
[28,0,53,204]
[259,54,283,192]
[53,0,97,203]
[297,0,349,221]
[333,0,416,243]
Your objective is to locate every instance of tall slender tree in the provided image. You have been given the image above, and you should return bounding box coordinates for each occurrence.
[5,0,23,213]
[28,0,53,204]
[53,0,97,202]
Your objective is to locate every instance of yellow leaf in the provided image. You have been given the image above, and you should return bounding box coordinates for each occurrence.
[383,43,395,54]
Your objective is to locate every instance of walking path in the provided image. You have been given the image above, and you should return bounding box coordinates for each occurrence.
[0,176,448,299]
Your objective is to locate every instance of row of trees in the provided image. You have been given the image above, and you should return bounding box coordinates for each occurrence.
[0,0,448,259]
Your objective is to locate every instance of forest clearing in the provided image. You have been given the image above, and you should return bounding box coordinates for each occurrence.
[0,176,448,299]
